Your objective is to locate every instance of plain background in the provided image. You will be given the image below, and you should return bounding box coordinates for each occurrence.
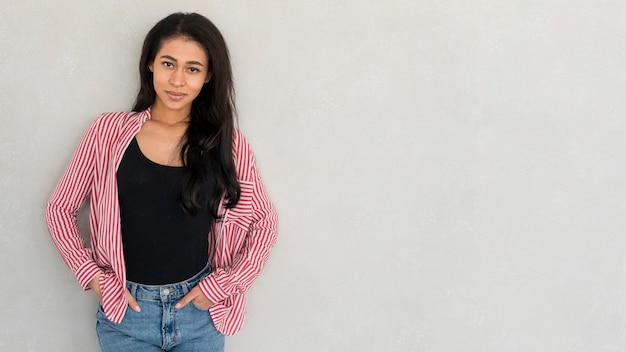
[1,1,626,351]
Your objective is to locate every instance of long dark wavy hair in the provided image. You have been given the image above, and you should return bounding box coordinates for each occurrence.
[133,12,240,217]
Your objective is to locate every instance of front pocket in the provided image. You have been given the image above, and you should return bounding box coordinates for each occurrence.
[191,300,210,311]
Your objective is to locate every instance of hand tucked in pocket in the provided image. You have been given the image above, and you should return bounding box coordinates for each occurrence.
[175,286,214,310]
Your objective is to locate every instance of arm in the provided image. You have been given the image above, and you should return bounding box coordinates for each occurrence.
[197,159,279,304]
[45,118,102,290]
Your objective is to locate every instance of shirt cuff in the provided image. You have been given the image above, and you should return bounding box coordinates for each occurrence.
[198,273,229,304]
[75,260,102,290]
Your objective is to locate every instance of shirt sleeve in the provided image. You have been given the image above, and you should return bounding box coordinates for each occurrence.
[197,132,278,303]
[45,117,103,290]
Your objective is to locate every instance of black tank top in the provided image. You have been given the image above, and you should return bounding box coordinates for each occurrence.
[116,137,213,285]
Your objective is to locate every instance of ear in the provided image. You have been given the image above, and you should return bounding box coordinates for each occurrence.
[205,72,212,84]
[148,61,154,73]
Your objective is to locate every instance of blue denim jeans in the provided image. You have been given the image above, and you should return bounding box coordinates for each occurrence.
[96,264,224,352]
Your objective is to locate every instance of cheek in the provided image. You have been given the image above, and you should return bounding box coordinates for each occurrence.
[152,73,169,87]
[188,79,206,94]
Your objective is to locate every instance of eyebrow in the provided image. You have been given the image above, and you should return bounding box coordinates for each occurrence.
[159,55,205,67]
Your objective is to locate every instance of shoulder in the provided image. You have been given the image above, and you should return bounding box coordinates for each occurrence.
[232,127,250,152]
[92,111,145,129]
[231,128,257,180]
[87,110,146,137]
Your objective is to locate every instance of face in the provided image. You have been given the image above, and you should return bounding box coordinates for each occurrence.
[149,37,210,116]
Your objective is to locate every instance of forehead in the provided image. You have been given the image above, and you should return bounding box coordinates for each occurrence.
[156,37,208,63]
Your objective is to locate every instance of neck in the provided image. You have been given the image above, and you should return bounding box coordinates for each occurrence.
[150,104,191,126]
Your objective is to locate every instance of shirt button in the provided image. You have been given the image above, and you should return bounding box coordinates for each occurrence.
[163,288,170,295]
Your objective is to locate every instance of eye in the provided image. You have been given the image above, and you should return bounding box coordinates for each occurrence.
[188,67,200,73]
[162,61,174,68]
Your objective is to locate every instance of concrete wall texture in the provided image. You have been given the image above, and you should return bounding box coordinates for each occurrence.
[1,1,626,351]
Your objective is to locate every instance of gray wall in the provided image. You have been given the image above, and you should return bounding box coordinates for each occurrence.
[1,1,625,351]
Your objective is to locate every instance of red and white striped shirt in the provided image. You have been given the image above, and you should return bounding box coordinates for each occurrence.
[45,109,278,336]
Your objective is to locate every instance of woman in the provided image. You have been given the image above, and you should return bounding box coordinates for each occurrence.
[46,12,278,351]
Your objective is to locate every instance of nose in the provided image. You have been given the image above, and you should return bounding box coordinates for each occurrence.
[169,69,185,87]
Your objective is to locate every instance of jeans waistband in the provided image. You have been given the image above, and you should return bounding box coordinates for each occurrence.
[126,263,212,300]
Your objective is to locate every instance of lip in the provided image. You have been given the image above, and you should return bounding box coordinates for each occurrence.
[166,91,186,101]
